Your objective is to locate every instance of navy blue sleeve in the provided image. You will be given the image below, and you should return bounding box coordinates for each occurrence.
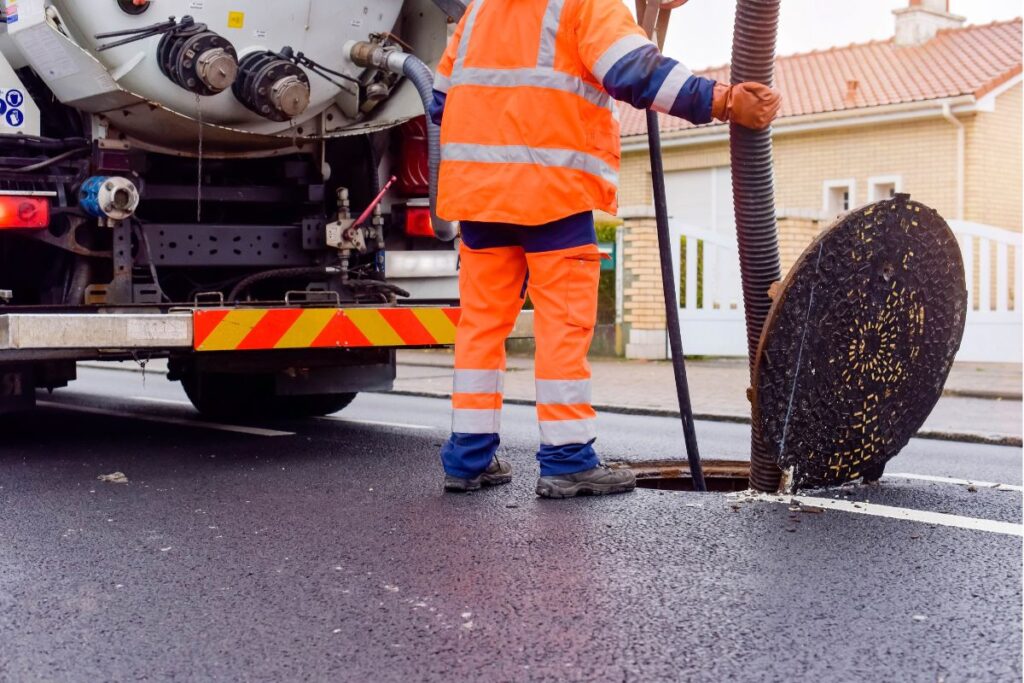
[428,90,446,126]
[601,44,714,124]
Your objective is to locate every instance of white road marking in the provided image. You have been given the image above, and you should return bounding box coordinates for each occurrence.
[318,416,436,431]
[750,493,1023,537]
[128,396,193,407]
[38,401,294,437]
[884,472,1023,492]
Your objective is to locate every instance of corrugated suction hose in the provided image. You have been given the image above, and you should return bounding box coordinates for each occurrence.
[347,42,457,242]
[729,0,784,492]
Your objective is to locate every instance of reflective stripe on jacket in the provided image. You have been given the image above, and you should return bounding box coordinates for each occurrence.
[432,0,715,225]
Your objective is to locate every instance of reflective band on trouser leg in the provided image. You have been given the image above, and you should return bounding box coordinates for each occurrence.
[449,243,526,434]
[536,403,597,446]
[527,244,601,473]
[441,243,525,478]
[451,371,505,434]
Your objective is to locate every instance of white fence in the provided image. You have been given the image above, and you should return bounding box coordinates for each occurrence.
[669,223,747,356]
[669,219,1022,362]
[949,220,1022,363]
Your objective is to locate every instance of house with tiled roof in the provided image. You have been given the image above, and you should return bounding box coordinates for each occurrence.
[615,0,1022,360]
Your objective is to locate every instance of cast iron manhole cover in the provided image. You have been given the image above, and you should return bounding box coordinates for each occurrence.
[753,195,967,488]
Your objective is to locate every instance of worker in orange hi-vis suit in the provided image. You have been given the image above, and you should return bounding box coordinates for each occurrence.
[431,0,781,498]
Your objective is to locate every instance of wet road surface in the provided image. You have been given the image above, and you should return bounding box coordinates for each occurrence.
[1,367,1020,681]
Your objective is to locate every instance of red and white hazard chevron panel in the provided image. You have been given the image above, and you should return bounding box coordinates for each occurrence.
[193,307,461,352]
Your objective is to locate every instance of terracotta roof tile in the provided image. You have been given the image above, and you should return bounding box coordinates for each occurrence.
[620,18,1022,138]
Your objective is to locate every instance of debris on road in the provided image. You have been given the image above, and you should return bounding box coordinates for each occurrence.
[97,472,129,484]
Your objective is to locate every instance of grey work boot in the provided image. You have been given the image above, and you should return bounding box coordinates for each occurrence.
[444,457,513,492]
[535,464,637,499]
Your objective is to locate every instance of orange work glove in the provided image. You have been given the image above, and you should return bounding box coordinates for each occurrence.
[711,82,782,130]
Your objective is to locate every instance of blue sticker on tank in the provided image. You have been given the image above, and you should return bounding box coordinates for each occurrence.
[0,100,8,116]
[6,109,24,127]
[5,90,23,107]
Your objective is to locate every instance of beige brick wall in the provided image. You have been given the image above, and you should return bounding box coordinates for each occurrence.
[618,99,1022,293]
[619,213,666,331]
[966,82,1022,231]
[621,115,965,224]
[777,216,825,275]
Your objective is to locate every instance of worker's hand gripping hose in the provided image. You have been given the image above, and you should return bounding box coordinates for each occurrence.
[729,0,784,492]
[347,43,458,242]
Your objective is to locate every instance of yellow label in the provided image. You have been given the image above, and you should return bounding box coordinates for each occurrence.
[226,11,244,28]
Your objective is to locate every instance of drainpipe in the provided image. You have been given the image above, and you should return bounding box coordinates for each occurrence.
[941,101,965,220]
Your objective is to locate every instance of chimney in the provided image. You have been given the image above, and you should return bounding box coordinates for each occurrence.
[893,0,966,46]
[844,79,859,105]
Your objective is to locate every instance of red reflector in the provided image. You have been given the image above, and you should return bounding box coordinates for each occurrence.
[0,196,49,229]
[405,206,435,237]
[396,116,430,197]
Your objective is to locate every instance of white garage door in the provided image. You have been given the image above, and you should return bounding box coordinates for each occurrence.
[663,166,747,356]
[665,166,734,235]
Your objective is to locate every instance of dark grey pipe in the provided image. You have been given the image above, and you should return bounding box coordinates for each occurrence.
[729,0,784,492]
[348,43,458,242]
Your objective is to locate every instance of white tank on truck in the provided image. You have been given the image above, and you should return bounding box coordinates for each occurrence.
[1,0,453,155]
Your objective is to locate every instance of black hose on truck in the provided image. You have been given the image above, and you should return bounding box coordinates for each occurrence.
[347,42,458,242]
[729,0,784,492]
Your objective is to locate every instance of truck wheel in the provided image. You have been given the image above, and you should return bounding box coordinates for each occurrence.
[181,372,356,419]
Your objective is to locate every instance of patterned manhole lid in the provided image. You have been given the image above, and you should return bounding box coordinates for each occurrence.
[753,196,967,488]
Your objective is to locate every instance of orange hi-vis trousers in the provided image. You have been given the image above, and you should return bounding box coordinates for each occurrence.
[440,213,602,479]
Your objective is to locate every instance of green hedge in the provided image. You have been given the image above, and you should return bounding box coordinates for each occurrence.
[596,220,619,324]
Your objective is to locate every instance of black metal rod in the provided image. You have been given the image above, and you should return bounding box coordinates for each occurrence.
[645,109,707,492]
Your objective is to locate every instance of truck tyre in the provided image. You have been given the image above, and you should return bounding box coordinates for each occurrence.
[181,371,356,419]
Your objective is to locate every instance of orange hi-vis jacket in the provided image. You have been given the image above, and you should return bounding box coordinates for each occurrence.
[432,0,717,226]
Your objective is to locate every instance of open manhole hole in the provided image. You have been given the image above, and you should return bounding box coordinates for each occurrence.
[611,459,751,492]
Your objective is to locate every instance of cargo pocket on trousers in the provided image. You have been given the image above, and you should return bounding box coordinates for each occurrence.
[565,253,604,329]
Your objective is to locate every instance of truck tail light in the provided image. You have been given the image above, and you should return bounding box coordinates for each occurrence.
[396,116,429,197]
[405,204,435,237]
[0,196,49,229]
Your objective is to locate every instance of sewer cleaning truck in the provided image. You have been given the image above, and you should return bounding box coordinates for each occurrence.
[0,0,491,416]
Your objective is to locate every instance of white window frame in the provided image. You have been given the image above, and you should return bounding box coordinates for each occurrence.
[822,178,856,216]
[868,175,903,202]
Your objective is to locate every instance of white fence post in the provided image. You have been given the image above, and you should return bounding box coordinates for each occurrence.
[948,220,1022,363]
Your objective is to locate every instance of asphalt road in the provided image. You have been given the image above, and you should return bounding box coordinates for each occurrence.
[1,366,1021,682]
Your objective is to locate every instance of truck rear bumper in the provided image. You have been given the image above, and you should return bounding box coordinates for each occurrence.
[0,307,535,359]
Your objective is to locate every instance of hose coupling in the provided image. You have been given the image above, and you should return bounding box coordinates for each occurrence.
[346,41,408,74]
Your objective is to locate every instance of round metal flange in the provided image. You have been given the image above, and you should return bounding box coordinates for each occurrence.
[233,52,311,121]
[752,196,967,488]
[157,22,238,96]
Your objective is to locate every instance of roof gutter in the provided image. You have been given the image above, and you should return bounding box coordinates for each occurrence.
[621,95,978,153]
[941,101,966,220]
